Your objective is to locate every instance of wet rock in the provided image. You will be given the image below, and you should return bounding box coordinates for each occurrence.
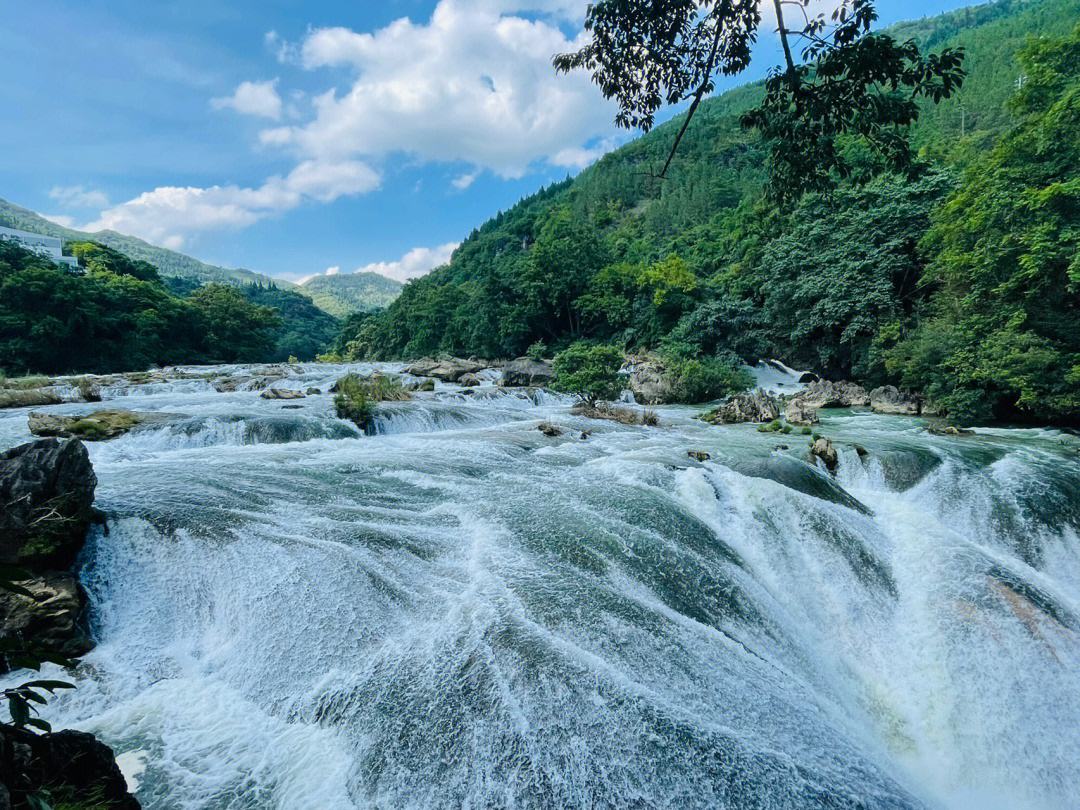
[928,424,975,437]
[404,358,483,382]
[0,573,92,661]
[281,404,303,410]
[0,439,97,569]
[701,389,780,424]
[0,729,141,809]
[784,398,819,426]
[405,378,436,392]
[627,355,674,405]
[458,373,482,387]
[28,410,183,441]
[260,388,305,400]
[500,358,554,387]
[0,389,61,409]
[305,387,322,395]
[687,450,711,462]
[810,437,839,471]
[869,385,921,415]
[537,421,564,437]
[798,372,820,384]
[793,380,870,409]
[730,456,872,515]
[0,439,98,668]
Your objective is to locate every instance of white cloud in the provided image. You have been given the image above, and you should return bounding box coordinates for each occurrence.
[48,185,109,209]
[355,242,459,283]
[325,265,341,275]
[83,159,380,248]
[451,170,479,190]
[263,0,616,177]
[211,79,283,120]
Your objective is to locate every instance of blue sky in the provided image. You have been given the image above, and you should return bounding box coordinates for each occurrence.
[1,0,983,284]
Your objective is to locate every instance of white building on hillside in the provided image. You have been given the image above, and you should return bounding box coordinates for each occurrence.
[0,225,81,270]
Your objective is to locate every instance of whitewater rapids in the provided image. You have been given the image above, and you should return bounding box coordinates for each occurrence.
[1,362,1078,809]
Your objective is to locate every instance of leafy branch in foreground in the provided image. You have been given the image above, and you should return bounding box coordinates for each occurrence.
[555,0,964,200]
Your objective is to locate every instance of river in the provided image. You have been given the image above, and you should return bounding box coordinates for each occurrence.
[1,362,1078,809]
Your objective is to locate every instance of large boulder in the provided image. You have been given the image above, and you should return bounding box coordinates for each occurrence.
[0,573,92,661]
[869,385,921,415]
[626,355,674,405]
[784,398,820,426]
[810,437,839,471]
[0,728,140,809]
[0,389,61,409]
[458,373,482,387]
[795,380,870,409]
[0,439,96,569]
[405,358,483,382]
[701,389,780,424]
[500,358,554,387]
[0,439,99,670]
[260,388,305,400]
[28,410,183,441]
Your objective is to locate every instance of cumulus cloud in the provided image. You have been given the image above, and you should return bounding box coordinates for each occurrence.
[262,0,617,177]
[211,79,283,120]
[355,242,459,283]
[83,159,380,248]
[451,170,480,190]
[48,185,109,209]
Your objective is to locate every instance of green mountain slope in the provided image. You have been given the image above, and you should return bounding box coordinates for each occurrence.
[0,197,288,288]
[345,0,1079,424]
[300,272,403,318]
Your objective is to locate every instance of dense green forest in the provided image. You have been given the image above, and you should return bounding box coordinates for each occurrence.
[300,272,403,318]
[0,240,339,373]
[341,0,1080,424]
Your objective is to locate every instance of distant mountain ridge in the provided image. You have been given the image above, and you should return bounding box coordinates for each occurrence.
[0,197,287,288]
[300,272,403,318]
[0,196,404,316]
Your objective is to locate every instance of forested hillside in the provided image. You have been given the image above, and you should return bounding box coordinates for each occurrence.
[0,197,282,288]
[343,0,1080,424]
[300,272,403,318]
[0,240,338,373]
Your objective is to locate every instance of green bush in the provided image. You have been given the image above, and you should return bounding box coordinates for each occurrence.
[664,354,753,403]
[333,373,410,431]
[552,342,625,406]
[526,341,547,361]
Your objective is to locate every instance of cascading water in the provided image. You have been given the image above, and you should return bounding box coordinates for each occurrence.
[1,364,1078,809]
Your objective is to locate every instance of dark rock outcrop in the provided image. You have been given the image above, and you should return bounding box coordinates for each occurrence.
[537,422,563,437]
[0,439,98,667]
[701,389,780,424]
[0,439,96,570]
[500,358,554,387]
[458,373,482,387]
[0,727,140,809]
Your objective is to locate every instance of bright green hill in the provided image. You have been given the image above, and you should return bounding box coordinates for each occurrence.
[345,0,1080,424]
[300,272,403,318]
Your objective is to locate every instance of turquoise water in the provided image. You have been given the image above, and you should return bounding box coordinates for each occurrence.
[2,365,1078,809]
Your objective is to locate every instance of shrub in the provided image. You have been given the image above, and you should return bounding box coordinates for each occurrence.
[526,341,547,361]
[333,373,410,431]
[665,355,754,403]
[552,342,625,406]
[334,374,374,430]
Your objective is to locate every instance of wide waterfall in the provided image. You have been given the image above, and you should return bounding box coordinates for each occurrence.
[2,363,1078,809]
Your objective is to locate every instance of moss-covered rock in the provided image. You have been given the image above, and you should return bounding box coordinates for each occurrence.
[28,410,183,441]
